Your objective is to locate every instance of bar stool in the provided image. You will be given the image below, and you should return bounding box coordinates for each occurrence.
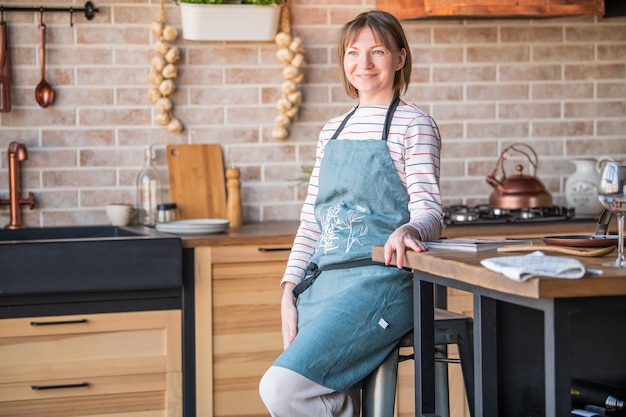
[361,308,474,417]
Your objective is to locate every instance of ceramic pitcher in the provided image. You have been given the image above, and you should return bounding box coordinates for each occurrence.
[565,156,613,217]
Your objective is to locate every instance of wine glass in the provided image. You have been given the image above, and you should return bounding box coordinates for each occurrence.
[597,161,626,267]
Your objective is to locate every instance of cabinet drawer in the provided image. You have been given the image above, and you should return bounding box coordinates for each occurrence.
[0,373,165,402]
[210,244,291,264]
[0,373,179,417]
[0,310,181,392]
[0,310,175,338]
[0,311,179,386]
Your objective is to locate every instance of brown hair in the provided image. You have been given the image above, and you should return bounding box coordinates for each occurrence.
[337,11,412,99]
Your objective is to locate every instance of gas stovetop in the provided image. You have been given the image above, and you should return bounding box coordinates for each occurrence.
[443,205,581,226]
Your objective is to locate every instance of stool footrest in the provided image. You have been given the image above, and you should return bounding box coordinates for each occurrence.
[401,354,461,364]
[435,357,461,364]
[361,309,474,417]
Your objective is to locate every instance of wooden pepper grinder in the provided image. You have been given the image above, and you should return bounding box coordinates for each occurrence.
[226,165,243,227]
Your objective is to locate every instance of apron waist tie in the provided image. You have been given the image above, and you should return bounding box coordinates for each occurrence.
[292,259,385,299]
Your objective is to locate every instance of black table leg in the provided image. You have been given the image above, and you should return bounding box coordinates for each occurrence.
[414,274,439,417]
[474,294,497,417]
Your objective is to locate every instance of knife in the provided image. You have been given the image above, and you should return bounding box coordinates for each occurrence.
[595,208,613,236]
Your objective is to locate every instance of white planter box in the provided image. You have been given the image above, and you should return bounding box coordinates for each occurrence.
[180,3,282,41]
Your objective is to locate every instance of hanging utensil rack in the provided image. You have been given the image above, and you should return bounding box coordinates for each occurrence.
[0,1,99,21]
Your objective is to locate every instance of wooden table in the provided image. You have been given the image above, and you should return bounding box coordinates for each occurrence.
[372,246,626,417]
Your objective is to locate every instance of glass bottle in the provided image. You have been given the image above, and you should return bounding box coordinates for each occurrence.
[571,379,625,415]
[136,146,163,226]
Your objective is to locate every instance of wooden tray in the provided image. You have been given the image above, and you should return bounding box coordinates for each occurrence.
[498,244,615,257]
[542,235,622,248]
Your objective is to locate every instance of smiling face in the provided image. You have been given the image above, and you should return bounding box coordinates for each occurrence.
[343,27,406,106]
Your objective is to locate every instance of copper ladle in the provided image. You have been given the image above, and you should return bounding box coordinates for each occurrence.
[35,23,54,108]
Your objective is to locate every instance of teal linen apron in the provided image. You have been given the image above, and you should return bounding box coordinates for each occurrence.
[273,96,414,392]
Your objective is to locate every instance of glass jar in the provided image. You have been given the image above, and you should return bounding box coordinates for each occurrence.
[157,203,179,223]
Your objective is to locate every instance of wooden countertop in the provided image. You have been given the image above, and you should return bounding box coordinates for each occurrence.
[176,220,299,248]
[175,218,601,248]
[180,218,626,297]
[372,243,626,300]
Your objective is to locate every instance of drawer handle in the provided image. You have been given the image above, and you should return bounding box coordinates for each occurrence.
[258,247,291,252]
[31,382,90,390]
[30,318,88,326]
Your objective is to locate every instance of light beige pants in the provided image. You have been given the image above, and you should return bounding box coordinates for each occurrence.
[259,366,360,417]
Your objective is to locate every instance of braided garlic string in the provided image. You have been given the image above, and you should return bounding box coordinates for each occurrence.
[148,0,183,133]
[272,0,305,141]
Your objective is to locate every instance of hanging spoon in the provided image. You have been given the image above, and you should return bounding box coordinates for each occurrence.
[35,22,54,108]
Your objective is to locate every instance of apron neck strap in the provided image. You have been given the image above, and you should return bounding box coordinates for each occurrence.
[381,95,400,142]
[330,106,358,140]
[330,95,400,141]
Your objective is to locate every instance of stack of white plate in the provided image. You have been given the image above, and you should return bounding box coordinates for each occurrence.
[155,219,230,235]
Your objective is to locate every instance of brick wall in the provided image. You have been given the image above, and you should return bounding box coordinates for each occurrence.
[0,0,624,227]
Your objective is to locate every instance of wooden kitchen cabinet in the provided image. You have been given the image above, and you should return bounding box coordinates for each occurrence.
[194,242,292,417]
[0,310,182,417]
[377,0,604,19]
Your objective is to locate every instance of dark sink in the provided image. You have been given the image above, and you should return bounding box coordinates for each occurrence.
[0,225,143,242]
[0,225,182,296]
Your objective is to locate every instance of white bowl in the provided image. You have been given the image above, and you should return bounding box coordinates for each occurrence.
[106,203,134,226]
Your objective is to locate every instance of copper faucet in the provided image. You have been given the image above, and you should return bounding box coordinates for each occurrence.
[0,142,36,229]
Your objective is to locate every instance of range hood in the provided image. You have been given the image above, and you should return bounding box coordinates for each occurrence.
[376,0,616,19]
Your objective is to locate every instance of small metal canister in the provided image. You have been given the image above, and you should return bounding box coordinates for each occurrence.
[156,203,179,223]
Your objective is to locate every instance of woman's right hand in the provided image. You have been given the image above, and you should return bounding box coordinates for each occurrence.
[281,282,298,350]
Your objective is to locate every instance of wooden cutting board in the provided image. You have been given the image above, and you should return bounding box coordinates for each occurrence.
[166,144,227,220]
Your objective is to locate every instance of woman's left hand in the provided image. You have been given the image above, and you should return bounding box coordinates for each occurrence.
[384,224,428,269]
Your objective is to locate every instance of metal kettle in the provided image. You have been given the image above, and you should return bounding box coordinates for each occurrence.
[486,143,553,209]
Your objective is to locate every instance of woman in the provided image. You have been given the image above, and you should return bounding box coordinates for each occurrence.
[259,10,443,417]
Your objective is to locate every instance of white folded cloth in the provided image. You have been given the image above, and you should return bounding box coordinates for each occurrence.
[480,251,586,282]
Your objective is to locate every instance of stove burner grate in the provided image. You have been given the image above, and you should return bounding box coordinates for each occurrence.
[444,205,576,226]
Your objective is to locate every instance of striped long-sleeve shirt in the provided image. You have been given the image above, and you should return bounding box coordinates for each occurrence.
[282,103,443,287]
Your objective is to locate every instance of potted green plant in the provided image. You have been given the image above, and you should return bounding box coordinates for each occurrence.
[178,0,284,41]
